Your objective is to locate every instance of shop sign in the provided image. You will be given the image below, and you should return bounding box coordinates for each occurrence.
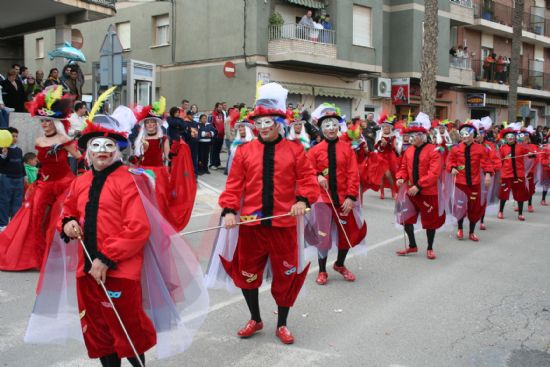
[466,93,486,107]
[391,78,410,105]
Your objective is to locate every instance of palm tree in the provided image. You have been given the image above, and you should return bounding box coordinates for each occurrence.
[507,0,524,122]
[420,0,439,119]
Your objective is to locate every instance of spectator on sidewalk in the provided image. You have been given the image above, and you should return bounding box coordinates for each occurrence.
[23,75,40,101]
[0,127,25,231]
[43,68,61,88]
[65,67,83,101]
[167,106,188,144]
[210,102,225,170]
[11,64,21,82]
[20,67,29,84]
[190,103,199,122]
[183,109,200,175]
[1,69,26,112]
[23,152,38,186]
[180,99,190,115]
[35,70,45,90]
[68,101,87,139]
[198,113,216,175]
[0,84,9,128]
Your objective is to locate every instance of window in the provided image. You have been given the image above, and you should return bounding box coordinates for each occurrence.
[352,5,372,48]
[116,22,131,50]
[36,38,44,59]
[153,14,170,46]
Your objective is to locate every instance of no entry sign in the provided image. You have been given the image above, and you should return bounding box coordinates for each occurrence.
[224,61,236,78]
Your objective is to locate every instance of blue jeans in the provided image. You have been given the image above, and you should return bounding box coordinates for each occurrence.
[0,109,9,128]
[0,174,24,226]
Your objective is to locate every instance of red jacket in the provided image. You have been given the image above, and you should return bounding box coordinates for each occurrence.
[397,143,442,195]
[542,146,550,173]
[307,138,360,206]
[219,136,319,227]
[499,143,533,179]
[212,110,225,137]
[447,142,494,186]
[60,164,151,280]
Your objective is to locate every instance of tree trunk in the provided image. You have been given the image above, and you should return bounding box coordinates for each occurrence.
[507,0,524,123]
[420,0,439,119]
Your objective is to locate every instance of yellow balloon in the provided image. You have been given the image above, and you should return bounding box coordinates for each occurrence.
[0,129,13,148]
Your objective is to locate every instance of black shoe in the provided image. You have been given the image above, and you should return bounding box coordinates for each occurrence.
[205,170,211,174]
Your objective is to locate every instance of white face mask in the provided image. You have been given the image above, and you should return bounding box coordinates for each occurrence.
[321,117,340,132]
[254,116,276,129]
[88,137,118,153]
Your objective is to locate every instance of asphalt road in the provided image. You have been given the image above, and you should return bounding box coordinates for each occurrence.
[1,163,550,367]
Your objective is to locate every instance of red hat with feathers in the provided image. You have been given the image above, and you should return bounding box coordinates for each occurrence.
[499,127,517,140]
[78,121,129,150]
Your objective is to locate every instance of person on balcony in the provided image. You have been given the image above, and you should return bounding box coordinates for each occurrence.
[298,9,314,40]
[496,56,506,84]
[483,53,496,82]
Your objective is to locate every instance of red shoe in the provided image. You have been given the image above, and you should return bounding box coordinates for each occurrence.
[426,250,436,260]
[332,263,356,282]
[396,247,418,256]
[469,233,479,242]
[541,200,548,206]
[497,212,504,219]
[514,206,518,212]
[276,326,294,344]
[456,229,464,240]
[518,215,525,221]
[528,205,534,213]
[237,320,263,338]
[316,272,328,285]
[480,223,487,230]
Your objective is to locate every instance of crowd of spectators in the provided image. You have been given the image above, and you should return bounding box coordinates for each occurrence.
[0,63,85,124]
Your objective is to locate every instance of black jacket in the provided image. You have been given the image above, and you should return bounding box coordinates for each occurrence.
[1,80,26,112]
[0,146,25,178]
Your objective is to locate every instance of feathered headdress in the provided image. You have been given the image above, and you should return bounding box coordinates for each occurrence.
[78,120,129,150]
[134,96,167,123]
[88,86,116,122]
[478,116,492,132]
[25,85,74,120]
[377,112,396,126]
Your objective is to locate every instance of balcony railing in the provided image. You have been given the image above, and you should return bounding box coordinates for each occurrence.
[268,23,336,45]
[450,55,472,69]
[81,0,117,9]
[450,0,473,8]
[471,58,550,91]
[474,1,550,38]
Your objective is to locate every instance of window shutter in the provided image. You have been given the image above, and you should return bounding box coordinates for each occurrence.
[353,5,372,47]
[116,22,131,50]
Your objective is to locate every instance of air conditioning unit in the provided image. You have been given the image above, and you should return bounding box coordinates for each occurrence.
[371,77,391,99]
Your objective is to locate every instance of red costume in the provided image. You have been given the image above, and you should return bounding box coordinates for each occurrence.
[447,142,494,224]
[219,136,319,305]
[498,142,532,202]
[0,143,74,271]
[307,138,367,249]
[60,162,156,358]
[397,143,445,229]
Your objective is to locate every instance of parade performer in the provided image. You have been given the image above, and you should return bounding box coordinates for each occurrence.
[395,113,445,260]
[133,98,196,231]
[518,126,540,213]
[497,124,534,221]
[217,83,319,344]
[25,119,208,366]
[447,121,493,241]
[226,108,255,170]
[307,106,367,285]
[433,119,454,166]
[475,117,501,230]
[374,113,399,199]
[541,131,550,205]
[0,86,80,271]
[286,111,311,150]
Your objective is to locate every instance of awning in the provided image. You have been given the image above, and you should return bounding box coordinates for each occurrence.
[314,86,363,99]
[285,0,326,9]
[279,82,314,95]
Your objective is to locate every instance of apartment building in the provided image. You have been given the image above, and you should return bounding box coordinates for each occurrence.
[21,0,550,125]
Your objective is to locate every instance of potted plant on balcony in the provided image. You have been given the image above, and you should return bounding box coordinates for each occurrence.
[269,12,284,39]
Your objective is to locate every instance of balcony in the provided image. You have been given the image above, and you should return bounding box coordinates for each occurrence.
[448,55,474,85]
[471,1,550,46]
[449,0,474,25]
[470,58,550,98]
[267,23,381,74]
